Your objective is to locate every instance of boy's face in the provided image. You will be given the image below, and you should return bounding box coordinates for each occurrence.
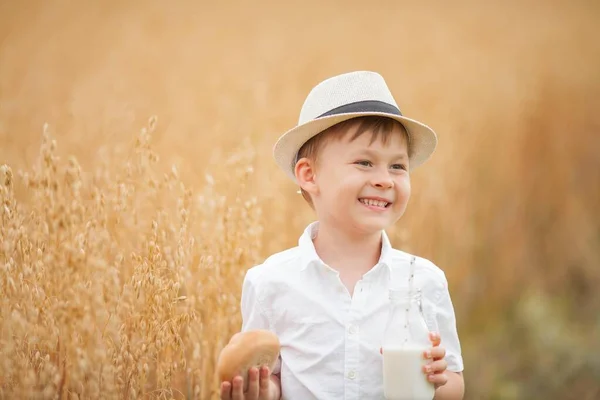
[301,123,411,236]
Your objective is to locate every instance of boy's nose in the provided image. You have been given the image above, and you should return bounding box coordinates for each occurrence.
[371,173,394,189]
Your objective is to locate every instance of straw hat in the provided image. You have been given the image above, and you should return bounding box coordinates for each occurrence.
[272,71,438,183]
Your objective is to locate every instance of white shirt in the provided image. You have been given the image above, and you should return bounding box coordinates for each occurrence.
[240,222,464,400]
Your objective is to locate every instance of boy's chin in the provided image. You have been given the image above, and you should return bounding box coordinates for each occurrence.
[352,218,396,234]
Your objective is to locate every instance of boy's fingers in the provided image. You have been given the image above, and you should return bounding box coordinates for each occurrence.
[423,346,445,360]
[429,332,441,346]
[245,367,260,399]
[231,376,244,400]
[258,366,271,398]
[427,371,448,387]
[431,346,446,360]
[220,381,232,400]
[424,359,448,374]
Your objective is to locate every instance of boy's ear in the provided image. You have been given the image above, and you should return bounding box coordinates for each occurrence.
[294,157,318,195]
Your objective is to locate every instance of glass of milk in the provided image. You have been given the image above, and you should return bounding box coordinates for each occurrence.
[382,288,435,400]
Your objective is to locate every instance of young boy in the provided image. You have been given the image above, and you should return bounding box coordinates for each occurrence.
[220,71,464,400]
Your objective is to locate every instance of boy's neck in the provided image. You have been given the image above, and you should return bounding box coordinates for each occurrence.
[312,222,382,274]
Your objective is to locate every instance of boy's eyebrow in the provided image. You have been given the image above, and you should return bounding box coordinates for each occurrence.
[353,148,408,160]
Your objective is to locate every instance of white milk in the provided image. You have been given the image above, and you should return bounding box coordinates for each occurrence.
[382,346,435,400]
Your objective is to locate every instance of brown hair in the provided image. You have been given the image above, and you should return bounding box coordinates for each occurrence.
[296,116,409,207]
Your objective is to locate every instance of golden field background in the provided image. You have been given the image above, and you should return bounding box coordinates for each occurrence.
[1,0,599,399]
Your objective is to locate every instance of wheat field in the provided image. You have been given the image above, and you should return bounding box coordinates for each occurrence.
[1,0,599,399]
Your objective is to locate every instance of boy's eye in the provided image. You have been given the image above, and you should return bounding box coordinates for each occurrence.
[391,164,407,171]
[355,160,372,167]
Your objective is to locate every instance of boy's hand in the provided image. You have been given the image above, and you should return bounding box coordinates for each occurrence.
[220,365,275,400]
[423,332,448,389]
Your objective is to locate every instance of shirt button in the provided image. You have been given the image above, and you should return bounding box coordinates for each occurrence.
[349,325,357,334]
[348,370,356,380]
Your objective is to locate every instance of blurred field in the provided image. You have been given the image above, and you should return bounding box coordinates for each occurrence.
[1,0,600,399]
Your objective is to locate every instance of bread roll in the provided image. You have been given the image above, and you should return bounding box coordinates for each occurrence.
[217,330,280,392]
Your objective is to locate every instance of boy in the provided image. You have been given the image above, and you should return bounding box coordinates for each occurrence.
[220,71,464,400]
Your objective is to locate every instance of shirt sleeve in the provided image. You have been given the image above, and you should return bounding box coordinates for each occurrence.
[240,268,282,375]
[240,269,271,332]
[434,272,464,373]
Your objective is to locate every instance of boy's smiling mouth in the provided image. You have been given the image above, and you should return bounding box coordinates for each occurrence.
[358,197,392,209]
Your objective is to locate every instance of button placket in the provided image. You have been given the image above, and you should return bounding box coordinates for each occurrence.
[344,281,364,399]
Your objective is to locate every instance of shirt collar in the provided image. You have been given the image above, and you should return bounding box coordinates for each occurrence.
[298,221,394,272]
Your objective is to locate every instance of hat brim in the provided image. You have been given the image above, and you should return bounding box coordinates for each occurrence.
[273,111,438,183]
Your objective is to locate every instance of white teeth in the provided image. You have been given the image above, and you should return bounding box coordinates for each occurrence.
[360,198,389,208]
